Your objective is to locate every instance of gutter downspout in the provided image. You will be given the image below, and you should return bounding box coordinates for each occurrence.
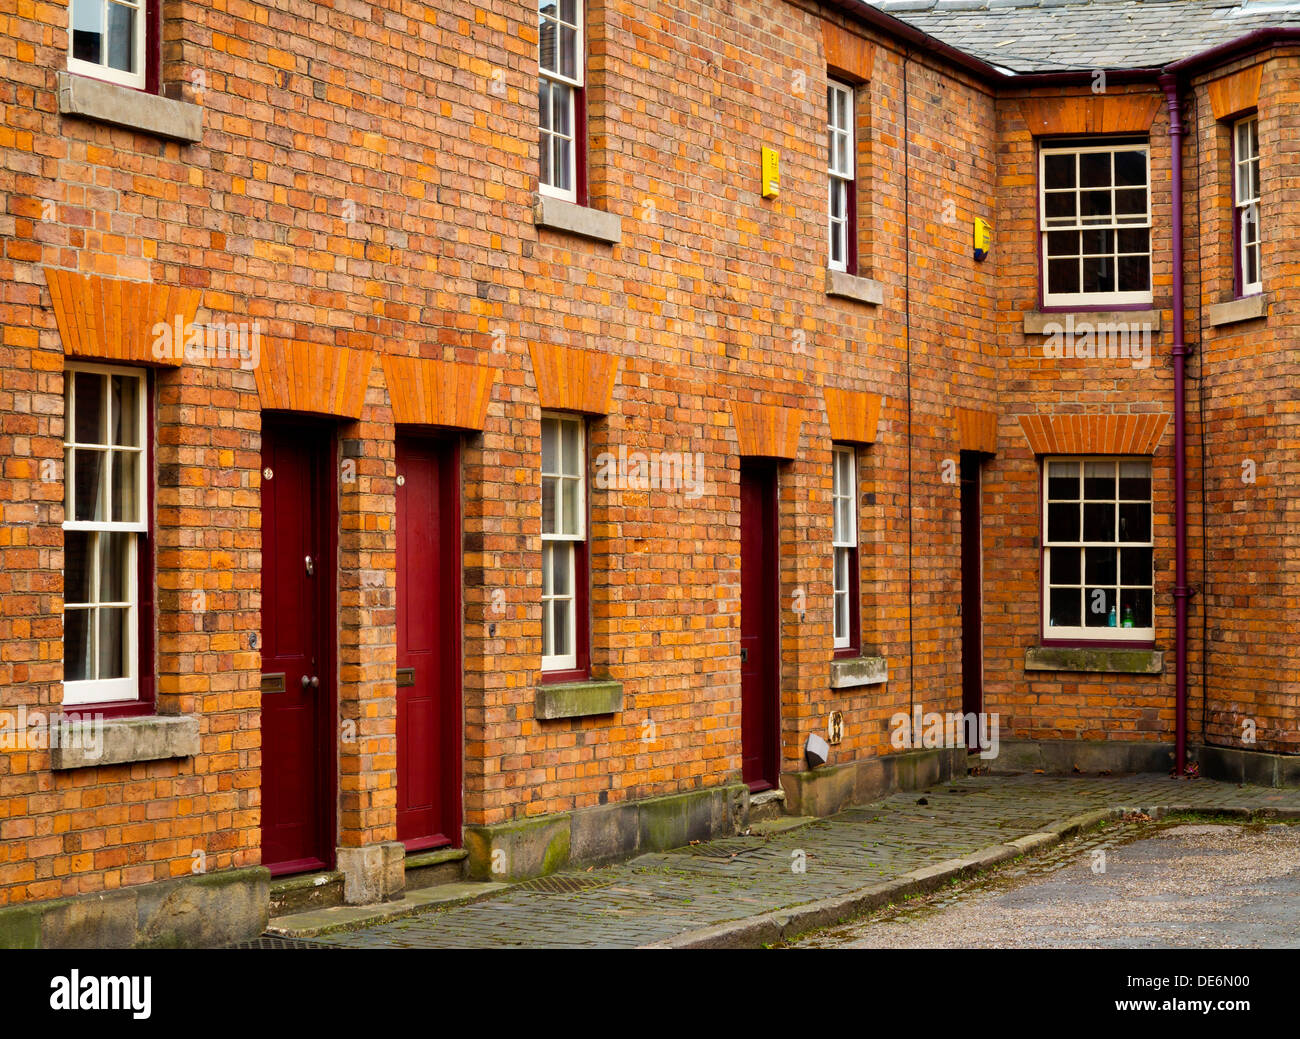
[1159,71,1189,776]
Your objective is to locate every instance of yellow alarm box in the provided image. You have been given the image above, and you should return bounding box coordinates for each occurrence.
[761,147,780,198]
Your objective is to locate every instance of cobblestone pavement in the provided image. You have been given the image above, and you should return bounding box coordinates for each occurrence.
[791,822,1300,948]
[312,774,1300,949]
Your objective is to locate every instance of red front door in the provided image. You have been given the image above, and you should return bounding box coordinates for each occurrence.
[740,461,781,791]
[961,452,984,747]
[260,419,335,875]
[395,436,462,850]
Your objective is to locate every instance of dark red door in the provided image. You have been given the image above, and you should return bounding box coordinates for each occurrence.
[395,436,461,850]
[960,453,983,745]
[740,461,781,791]
[260,419,334,875]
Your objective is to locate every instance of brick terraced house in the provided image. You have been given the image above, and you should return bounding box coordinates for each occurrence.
[0,0,1298,946]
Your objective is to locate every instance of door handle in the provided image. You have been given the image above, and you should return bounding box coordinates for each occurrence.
[740,648,748,663]
[300,675,320,690]
[305,555,315,577]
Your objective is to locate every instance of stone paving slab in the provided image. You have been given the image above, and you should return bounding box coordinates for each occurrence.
[309,774,1300,949]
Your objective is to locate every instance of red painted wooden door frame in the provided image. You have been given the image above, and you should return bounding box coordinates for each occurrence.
[260,417,337,876]
[740,461,781,791]
[395,434,462,850]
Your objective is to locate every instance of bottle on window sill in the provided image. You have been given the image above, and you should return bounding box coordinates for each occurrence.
[1122,605,1135,628]
[1107,606,1117,627]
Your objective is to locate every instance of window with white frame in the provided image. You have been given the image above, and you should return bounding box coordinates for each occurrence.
[827,80,855,273]
[1234,115,1261,295]
[68,0,147,90]
[1040,139,1151,307]
[541,414,585,671]
[832,445,858,650]
[63,364,147,704]
[1043,458,1153,641]
[538,0,583,202]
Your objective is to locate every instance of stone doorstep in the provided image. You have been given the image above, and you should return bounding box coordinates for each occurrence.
[747,788,787,824]
[405,848,469,891]
[641,803,1297,949]
[266,881,509,939]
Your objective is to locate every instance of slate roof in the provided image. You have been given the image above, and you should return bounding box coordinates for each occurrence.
[859,0,1300,73]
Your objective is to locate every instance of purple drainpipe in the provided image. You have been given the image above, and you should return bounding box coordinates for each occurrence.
[1159,72,1188,776]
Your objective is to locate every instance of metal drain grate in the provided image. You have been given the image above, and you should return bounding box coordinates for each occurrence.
[516,872,618,895]
[227,935,339,949]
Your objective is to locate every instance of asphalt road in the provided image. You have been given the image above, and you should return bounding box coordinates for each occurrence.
[792,823,1300,949]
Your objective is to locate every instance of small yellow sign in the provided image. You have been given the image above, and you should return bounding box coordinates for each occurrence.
[973,217,992,261]
[761,147,780,198]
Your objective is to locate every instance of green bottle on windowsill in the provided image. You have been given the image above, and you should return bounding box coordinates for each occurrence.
[1122,605,1135,628]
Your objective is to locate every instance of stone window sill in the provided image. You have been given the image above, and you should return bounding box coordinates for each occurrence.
[1024,646,1163,675]
[1207,294,1266,327]
[1023,309,1162,334]
[57,72,202,143]
[534,195,622,245]
[830,653,888,689]
[825,269,884,306]
[534,678,624,720]
[50,713,200,770]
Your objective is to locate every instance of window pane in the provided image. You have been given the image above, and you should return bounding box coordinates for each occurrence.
[1084,546,1117,585]
[1118,502,1150,543]
[64,607,93,682]
[550,542,570,596]
[560,476,579,536]
[98,606,127,679]
[558,24,577,80]
[1117,228,1148,255]
[1082,256,1115,294]
[1047,502,1079,543]
[74,448,107,522]
[539,4,557,72]
[1043,153,1075,190]
[1118,254,1149,293]
[1083,462,1115,500]
[541,475,557,534]
[74,370,105,445]
[1079,151,1111,188]
[1048,546,1080,585]
[1114,189,1146,216]
[553,136,572,192]
[112,451,138,523]
[1120,547,1152,586]
[1118,461,1151,500]
[1081,229,1113,256]
[1120,587,1153,629]
[1047,258,1079,296]
[538,80,553,132]
[1083,502,1115,541]
[541,419,558,471]
[1114,150,1146,186]
[106,0,135,73]
[64,530,92,604]
[71,0,104,65]
[1047,461,1079,501]
[561,421,580,475]
[1080,190,1112,220]
[1044,192,1076,221]
[111,373,140,446]
[542,600,553,657]
[559,0,577,25]
[835,496,850,543]
[99,531,129,603]
[553,596,570,657]
[1048,587,1081,628]
[552,83,571,136]
[542,542,553,595]
[1085,587,1114,625]
[1047,230,1079,257]
[834,591,847,641]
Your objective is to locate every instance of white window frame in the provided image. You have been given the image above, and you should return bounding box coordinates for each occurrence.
[62,362,148,705]
[827,79,854,273]
[1042,456,1154,643]
[541,412,585,671]
[832,445,857,650]
[1039,140,1152,308]
[67,0,148,91]
[538,0,584,203]
[1234,115,1261,296]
